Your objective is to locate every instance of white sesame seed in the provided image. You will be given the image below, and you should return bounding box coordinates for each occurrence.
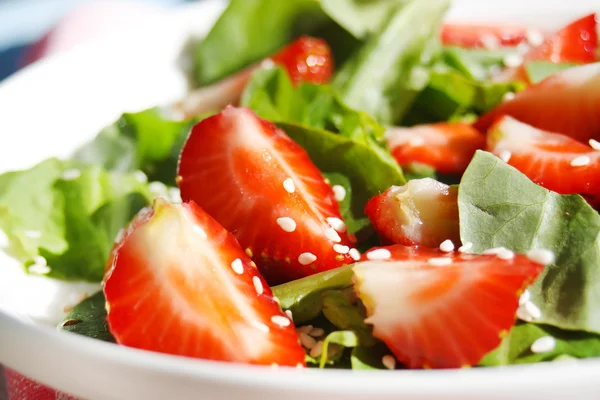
[526,28,545,47]
[33,255,47,266]
[504,53,524,68]
[589,139,600,150]
[283,178,295,193]
[366,248,391,260]
[439,240,454,252]
[272,296,280,304]
[333,244,350,254]
[482,247,507,255]
[499,150,512,163]
[502,92,516,103]
[516,304,533,322]
[298,252,317,265]
[481,34,500,50]
[325,227,341,243]
[526,248,555,265]
[524,301,542,320]
[252,276,264,295]
[134,170,148,183]
[530,336,556,353]
[251,321,270,333]
[428,257,452,266]
[382,355,396,370]
[148,181,168,196]
[519,289,531,306]
[231,258,244,274]
[0,228,9,248]
[260,58,275,69]
[271,315,291,327]
[61,168,81,180]
[309,327,325,337]
[570,155,590,167]
[349,248,361,261]
[28,259,50,275]
[299,332,317,349]
[168,187,181,203]
[276,217,297,232]
[285,309,293,321]
[192,224,208,239]
[497,248,515,260]
[296,325,313,334]
[326,217,346,233]
[310,341,324,358]
[458,242,473,253]
[23,230,42,239]
[332,185,346,202]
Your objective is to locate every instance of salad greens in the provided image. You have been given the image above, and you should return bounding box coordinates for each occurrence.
[1,0,597,373]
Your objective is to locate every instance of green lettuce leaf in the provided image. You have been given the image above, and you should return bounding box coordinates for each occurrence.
[458,151,600,333]
[524,61,578,84]
[59,291,115,343]
[0,158,152,282]
[322,172,370,235]
[333,0,449,124]
[73,108,195,185]
[319,0,404,39]
[480,322,600,366]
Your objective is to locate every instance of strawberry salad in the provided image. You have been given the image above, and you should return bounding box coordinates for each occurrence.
[2,0,600,370]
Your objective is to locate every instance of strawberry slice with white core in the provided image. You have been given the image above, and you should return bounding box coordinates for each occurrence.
[477,63,600,143]
[365,179,460,249]
[487,116,600,205]
[103,198,305,366]
[385,123,485,175]
[353,245,545,369]
[178,107,354,284]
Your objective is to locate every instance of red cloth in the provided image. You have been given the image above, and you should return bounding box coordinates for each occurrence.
[4,368,79,400]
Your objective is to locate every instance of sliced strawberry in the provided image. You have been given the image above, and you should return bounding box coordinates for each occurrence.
[177,107,354,284]
[103,198,305,366]
[497,14,598,83]
[353,245,545,369]
[477,63,600,143]
[526,14,597,64]
[365,179,460,249]
[487,116,600,205]
[173,36,333,118]
[441,23,528,49]
[270,36,333,85]
[385,123,485,175]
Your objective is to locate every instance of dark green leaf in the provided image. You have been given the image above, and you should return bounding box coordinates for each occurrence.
[59,291,114,343]
[273,265,354,323]
[441,46,514,81]
[73,108,195,185]
[0,159,152,282]
[321,288,375,347]
[333,0,449,124]
[458,151,600,333]
[351,342,392,369]
[480,322,600,366]
[320,0,404,39]
[525,61,578,84]
[193,0,329,86]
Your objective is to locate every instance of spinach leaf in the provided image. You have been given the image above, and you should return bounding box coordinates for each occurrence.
[59,291,114,343]
[73,108,195,185]
[459,151,600,333]
[321,288,375,347]
[193,0,329,86]
[480,322,600,366]
[525,62,578,84]
[0,158,152,282]
[441,46,513,81]
[351,343,391,369]
[333,0,449,124]
[320,0,403,39]
[322,172,370,235]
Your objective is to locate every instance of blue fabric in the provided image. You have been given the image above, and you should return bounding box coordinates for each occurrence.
[0,0,188,81]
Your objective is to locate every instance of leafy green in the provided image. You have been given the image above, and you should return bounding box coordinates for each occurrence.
[273,265,354,323]
[441,46,513,81]
[319,0,403,39]
[193,0,329,86]
[351,343,391,369]
[458,151,600,333]
[241,67,404,237]
[333,0,449,124]
[73,108,195,185]
[480,323,600,366]
[59,291,115,343]
[0,158,152,282]
[322,173,370,235]
[318,330,360,368]
[524,61,578,84]
[321,288,375,347]
[402,163,437,181]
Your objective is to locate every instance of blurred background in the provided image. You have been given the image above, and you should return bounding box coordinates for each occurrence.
[0,0,194,81]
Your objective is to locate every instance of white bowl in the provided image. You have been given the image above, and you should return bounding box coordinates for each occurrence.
[1,0,599,399]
